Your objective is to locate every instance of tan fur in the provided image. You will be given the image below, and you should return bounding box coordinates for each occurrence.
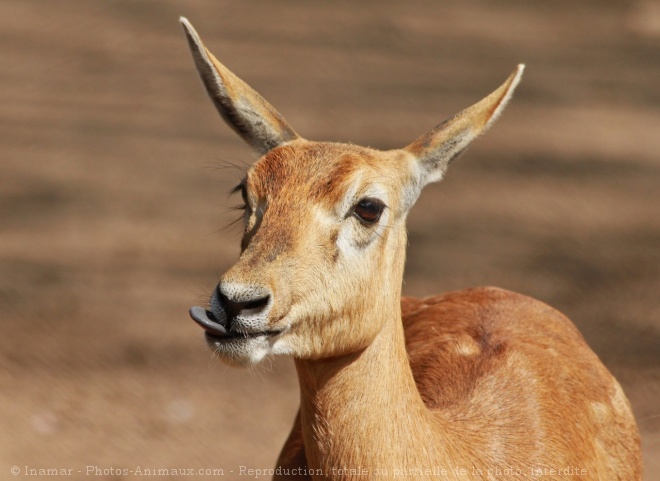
[275,289,642,480]
[181,18,642,480]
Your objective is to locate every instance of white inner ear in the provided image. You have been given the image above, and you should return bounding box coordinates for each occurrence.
[482,64,525,131]
[421,129,472,186]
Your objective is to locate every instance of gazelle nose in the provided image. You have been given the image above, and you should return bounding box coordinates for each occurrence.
[212,283,272,329]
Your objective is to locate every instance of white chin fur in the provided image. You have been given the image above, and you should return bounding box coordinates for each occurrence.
[207,336,271,367]
[207,332,291,367]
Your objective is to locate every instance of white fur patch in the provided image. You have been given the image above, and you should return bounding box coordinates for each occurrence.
[455,338,481,356]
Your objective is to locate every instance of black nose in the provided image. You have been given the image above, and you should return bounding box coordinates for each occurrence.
[212,284,271,330]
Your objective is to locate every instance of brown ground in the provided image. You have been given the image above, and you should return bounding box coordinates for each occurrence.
[1,0,658,479]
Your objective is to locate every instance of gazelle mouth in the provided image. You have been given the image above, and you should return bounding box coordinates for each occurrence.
[189,306,283,340]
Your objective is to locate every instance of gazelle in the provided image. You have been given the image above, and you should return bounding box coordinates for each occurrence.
[180,18,642,481]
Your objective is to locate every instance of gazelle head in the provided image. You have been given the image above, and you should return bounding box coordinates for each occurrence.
[181,18,524,366]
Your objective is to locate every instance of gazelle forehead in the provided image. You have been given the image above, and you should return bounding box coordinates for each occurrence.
[248,141,399,207]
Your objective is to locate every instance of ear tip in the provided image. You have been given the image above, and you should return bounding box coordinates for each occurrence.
[504,64,525,96]
[179,17,206,54]
[179,16,196,36]
[512,64,525,83]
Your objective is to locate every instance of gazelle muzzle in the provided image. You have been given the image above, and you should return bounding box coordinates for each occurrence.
[190,283,278,339]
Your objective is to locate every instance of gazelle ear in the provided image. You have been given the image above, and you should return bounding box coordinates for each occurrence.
[404,64,524,185]
[180,17,300,155]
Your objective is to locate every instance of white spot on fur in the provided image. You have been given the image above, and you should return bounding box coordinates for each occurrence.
[590,401,610,424]
[610,380,629,415]
[455,338,481,356]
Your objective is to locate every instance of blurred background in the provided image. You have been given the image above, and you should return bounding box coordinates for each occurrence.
[1,0,658,478]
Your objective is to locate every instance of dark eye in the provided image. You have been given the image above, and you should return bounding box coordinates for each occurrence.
[238,185,248,206]
[353,198,385,224]
[231,182,249,211]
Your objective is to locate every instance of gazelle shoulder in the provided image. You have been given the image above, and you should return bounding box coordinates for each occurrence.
[401,287,602,409]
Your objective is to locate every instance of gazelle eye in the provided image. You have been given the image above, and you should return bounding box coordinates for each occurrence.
[231,181,250,212]
[353,198,385,224]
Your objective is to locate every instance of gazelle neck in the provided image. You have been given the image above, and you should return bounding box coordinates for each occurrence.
[294,303,448,478]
